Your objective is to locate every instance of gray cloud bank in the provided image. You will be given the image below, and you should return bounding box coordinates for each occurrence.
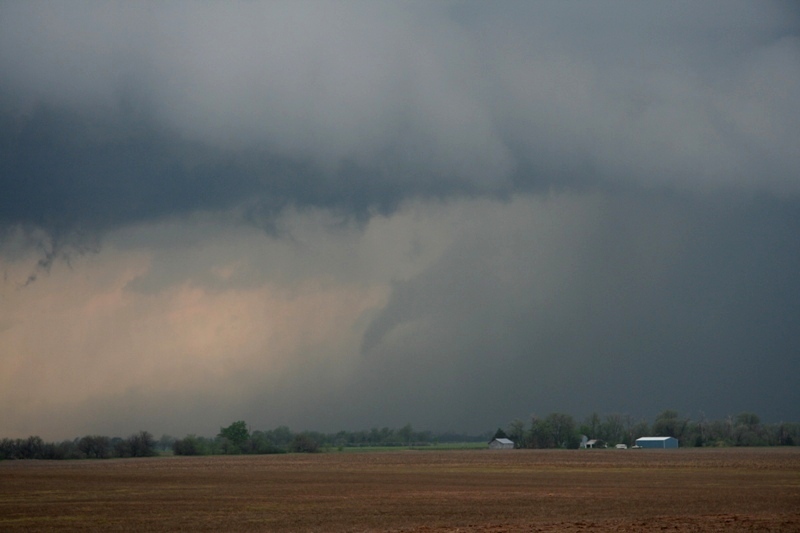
[2,1,799,235]
[1,2,799,438]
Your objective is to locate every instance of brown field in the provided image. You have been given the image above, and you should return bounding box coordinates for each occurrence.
[1,448,799,532]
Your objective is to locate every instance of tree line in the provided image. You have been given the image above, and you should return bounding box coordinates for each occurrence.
[499,410,800,449]
[0,423,487,460]
[172,421,489,456]
[2,410,798,460]
[0,431,159,461]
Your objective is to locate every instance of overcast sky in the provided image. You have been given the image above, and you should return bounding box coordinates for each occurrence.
[1,1,799,440]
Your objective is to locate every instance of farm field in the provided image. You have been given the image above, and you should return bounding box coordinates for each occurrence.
[1,447,799,532]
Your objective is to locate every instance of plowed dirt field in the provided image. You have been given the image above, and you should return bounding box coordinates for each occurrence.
[1,448,799,531]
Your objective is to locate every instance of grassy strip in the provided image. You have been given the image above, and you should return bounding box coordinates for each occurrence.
[335,442,489,453]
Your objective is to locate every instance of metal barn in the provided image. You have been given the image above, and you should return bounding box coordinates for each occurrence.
[488,438,515,450]
[635,436,679,448]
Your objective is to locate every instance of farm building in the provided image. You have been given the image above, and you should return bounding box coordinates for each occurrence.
[635,436,679,449]
[488,438,514,450]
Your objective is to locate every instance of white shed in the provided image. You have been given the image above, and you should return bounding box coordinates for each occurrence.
[488,438,515,450]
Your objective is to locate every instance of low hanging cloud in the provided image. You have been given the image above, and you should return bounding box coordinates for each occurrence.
[3,192,798,439]
[1,2,799,439]
[351,193,800,431]
[1,1,798,237]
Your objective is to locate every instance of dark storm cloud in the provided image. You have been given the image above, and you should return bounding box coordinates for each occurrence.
[2,2,800,438]
[0,1,504,238]
[352,193,800,430]
[0,105,402,232]
[1,1,799,240]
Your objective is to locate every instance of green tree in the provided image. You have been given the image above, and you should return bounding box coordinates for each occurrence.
[173,435,207,456]
[630,419,650,441]
[264,426,294,448]
[733,412,765,446]
[583,412,601,439]
[528,415,554,448]
[493,428,509,440]
[776,423,798,446]
[248,431,285,454]
[546,413,579,448]
[735,412,760,429]
[218,421,250,452]
[653,410,687,439]
[289,433,320,453]
[127,431,157,457]
[507,419,526,448]
[78,435,110,459]
[397,423,414,444]
[601,413,626,445]
[686,413,708,447]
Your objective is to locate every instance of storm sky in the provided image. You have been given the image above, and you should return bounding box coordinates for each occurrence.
[1,1,799,440]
